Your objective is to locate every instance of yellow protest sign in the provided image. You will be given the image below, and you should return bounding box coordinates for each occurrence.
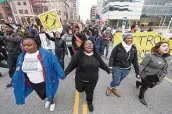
[39,10,62,32]
[114,32,172,63]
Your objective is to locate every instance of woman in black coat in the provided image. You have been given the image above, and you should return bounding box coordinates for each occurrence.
[64,39,110,112]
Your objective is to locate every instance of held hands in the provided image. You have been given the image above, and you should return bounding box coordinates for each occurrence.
[61,73,67,80]
[108,67,112,74]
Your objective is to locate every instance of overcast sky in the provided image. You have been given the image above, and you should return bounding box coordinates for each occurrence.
[79,0,97,22]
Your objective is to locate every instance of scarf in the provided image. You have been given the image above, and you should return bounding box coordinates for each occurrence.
[122,41,132,52]
[84,51,94,56]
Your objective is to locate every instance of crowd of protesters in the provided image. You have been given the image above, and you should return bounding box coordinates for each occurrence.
[0,22,171,112]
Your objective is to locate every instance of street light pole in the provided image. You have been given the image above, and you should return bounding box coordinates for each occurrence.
[161,8,171,30]
[166,17,172,32]
[159,16,163,27]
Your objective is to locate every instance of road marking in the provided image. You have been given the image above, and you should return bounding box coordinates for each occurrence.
[72,76,172,114]
[165,77,172,83]
[73,90,80,114]
[82,103,88,114]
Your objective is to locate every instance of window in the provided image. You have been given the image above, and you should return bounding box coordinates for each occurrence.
[0,13,3,19]
[19,10,23,14]
[25,10,28,14]
[23,2,26,5]
[57,10,61,15]
[5,7,10,12]
[17,2,21,5]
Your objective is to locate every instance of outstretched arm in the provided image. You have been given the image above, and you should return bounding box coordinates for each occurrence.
[65,52,79,76]
[45,33,55,41]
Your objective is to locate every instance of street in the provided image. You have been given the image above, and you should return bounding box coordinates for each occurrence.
[0,44,172,114]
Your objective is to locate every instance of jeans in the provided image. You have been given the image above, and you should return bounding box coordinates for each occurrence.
[104,44,109,57]
[110,67,130,88]
[56,53,65,69]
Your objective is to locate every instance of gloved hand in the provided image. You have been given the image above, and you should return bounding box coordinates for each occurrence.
[136,74,141,79]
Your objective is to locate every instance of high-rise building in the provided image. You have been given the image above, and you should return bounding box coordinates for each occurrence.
[30,0,48,15]
[73,0,79,21]
[101,0,145,27]
[90,5,97,24]
[141,0,172,26]
[9,0,35,24]
[8,0,71,24]
[67,0,75,22]
[31,0,71,24]
[97,0,104,13]
[0,1,13,23]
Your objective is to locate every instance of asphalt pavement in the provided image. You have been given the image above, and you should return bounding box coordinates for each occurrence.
[0,44,172,114]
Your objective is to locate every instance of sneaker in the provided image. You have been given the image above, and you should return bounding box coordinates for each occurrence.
[45,101,51,108]
[139,98,147,106]
[49,100,56,112]
[87,102,94,112]
[106,87,112,96]
[111,88,121,97]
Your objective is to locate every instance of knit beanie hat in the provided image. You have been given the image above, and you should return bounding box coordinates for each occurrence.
[55,31,61,34]
[123,33,133,41]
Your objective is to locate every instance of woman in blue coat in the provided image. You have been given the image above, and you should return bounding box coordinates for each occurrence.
[12,35,65,112]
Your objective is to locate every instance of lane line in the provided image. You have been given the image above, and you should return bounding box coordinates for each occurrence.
[71,76,172,114]
[73,90,80,114]
[165,77,172,83]
[82,103,88,114]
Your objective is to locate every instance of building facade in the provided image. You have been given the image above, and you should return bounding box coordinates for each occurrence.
[141,0,172,26]
[73,0,79,21]
[67,0,75,22]
[97,0,104,13]
[30,0,48,15]
[31,0,73,24]
[0,1,13,23]
[8,0,75,25]
[9,0,35,24]
[101,0,144,27]
[90,5,97,24]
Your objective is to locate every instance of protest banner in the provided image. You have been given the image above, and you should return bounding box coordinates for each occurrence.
[39,9,62,32]
[39,33,55,49]
[114,32,172,63]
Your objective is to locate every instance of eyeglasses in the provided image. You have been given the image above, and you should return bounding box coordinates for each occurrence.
[85,43,93,46]
[126,37,133,39]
